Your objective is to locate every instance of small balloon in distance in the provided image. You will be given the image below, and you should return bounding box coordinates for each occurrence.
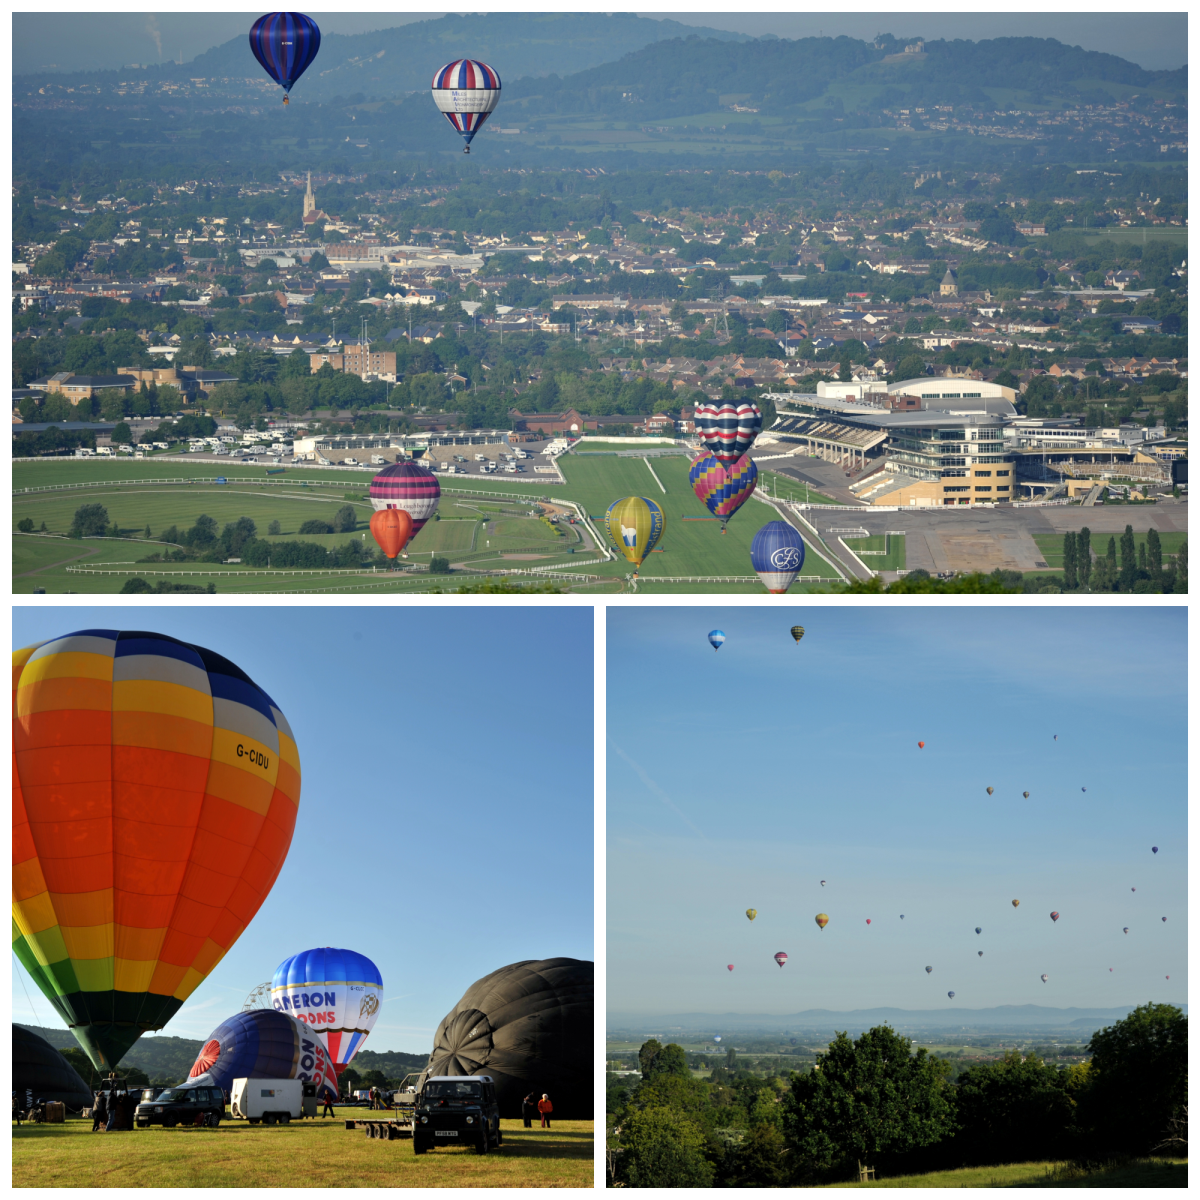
[1012,899,1020,908]
[865,919,871,925]
[1050,911,1060,922]
[925,965,932,974]
[745,908,757,922]
[1041,974,1049,983]
[975,927,982,934]
[947,991,955,999]
[1152,846,1159,854]
[1023,791,1030,798]
[986,786,994,795]
[726,964,734,972]
[708,629,726,651]
[790,625,805,644]
[978,951,983,957]
[814,914,829,929]
[774,952,788,968]
[917,741,925,748]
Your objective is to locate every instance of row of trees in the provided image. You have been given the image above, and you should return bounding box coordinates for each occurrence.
[608,1004,1186,1186]
[1062,527,1187,594]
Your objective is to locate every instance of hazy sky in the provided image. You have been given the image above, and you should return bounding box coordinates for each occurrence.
[12,11,1187,73]
[13,605,593,1055]
[607,606,1186,1018]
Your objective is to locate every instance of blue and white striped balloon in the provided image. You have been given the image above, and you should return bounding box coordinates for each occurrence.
[750,521,806,593]
[708,630,726,651]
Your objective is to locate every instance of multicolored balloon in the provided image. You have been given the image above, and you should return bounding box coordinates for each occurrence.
[1012,900,1020,908]
[369,507,413,561]
[947,991,955,999]
[431,59,502,153]
[249,12,321,105]
[1041,973,1049,983]
[925,965,933,974]
[368,461,440,533]
[978,951,983,957]
[986,787,994,795]
[1023,791,1030,798]
[773,952,788,969]
[13,630,301,1070]
[745,908,757,922]
[694,400,762,463]
[272,947,383,1074]
[604,495,665,574]
[708,630,726,651]
[975,927,981,934]
[750,522,806,593]
[1050,911,1060,923]
[790,626,805,644]
[815,913,829,930]
[689,453,758,528]
[185,1009,338,1100]
[1123,927,1129,934]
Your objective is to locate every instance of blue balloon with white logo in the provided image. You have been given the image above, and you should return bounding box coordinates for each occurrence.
[750,521,806,593]
[708,630,726,651]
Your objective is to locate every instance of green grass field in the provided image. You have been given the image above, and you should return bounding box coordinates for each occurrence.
[845,534,906,572]
[1033,531,1187,569]
[827,1157,1186,1188]
[13,457,842,594]
[12,1116,593,1188]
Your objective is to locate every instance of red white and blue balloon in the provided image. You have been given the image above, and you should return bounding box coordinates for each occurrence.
[431,59,502,152]
[694,400,762,464]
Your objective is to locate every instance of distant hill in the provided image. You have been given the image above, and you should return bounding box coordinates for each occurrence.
[12,13,750,97]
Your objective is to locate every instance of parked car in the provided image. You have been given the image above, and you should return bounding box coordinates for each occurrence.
[134,1085,225,1129]
[413,1076,501,1156]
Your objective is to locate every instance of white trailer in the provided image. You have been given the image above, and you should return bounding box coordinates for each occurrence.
[230,1078,308,1125]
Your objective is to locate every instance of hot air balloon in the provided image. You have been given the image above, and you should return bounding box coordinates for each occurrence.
[790,626,805,644]
[368,460,440,534]
[900,914,905,919]
[815,914,829,930]
[13,630,301,1071]
[978,951,983,957]
[925,966,933,974]
[745,909,757,922]
[271,947,383,1074]
[1012,900,1020,908]
[427,957,591,1118]
[820,880,826,887]
[975,927,981,934]
[865,919,871,925]
[249,12,321,105]
[986,787,994,796]
[693,400,762,464]
[1162,916,1167,922]
[1050,912,1060,923]
[1023,791,1030,799]
[714,1036,722,1043]
[1132,887,1136,892]
[917,741,925,749]
[947,991,955,999]
[184,1009,338,1100]
[1081,787,1087,792]
[1053,734,1058,740]
[708,630,726,651]
[1152,846,1158,854]
[774,952,788,969]
[726,965,734,972]
[369,507,413,562]
[689,453,758,529]
[750,522,806,593]
[1040,974,1048,983]
[1123,928,1129,934]
[604,496,664,575]
[432,59,502,153]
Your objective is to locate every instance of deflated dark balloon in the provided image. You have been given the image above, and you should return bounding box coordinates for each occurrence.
[426,957,592,1119]
[13,1025,93,1110]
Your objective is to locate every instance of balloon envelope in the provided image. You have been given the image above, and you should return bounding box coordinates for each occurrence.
[925,966,933,974]
[426,957,591,1119]
[947,991,955,999]
[750,521,806,593]
[13,630,301,1070]
[726,965,734,972]
[1041,974,1049,983]
[369,507,413,560]
[694,400,762,463]
[14,1025,93,1110]
[978,951,983,957]
[1050,911,1059,922]
[1152,846,1158,854]
[865,919,871,925]
[745,909,756,921]
[1012,900,1020,908]
[1023,791,1030,798]
[249,12,321,99]
[815,913,829,929]
[1123,927,1129,934]
[431,59,501,150]
[708,630,726,651]
[689,453,757,523]
[272,947,383,1073]
[774,952,788,968]
[975,927,982,934]
[185,1009,338,1100]
[917,741,925,748]
[790,625,806,643]
[986,787,994,795]
[604,496,665,570]
[368,461,440,532]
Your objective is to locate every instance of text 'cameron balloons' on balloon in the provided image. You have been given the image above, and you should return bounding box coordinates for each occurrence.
[604,496,664,574]
[750,521,806,593]
[272,947,383,1074]
[815,913,829,929]
[186,1009,338,1099]
[708,630,726,651]
[249,13,321,104]
[368,460,440,531]
[13,630,300,1071]
[694,399,762,463]
[791,625,806,644]
[745,908,757,921]
[690,454,757,527]
[369,507,413,561]
[431,59,501,153]
[774,952,788,968]
[427,957,591,1119]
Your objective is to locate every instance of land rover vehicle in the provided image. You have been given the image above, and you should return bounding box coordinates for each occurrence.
[134,1085,225,1128]
[412,1076,501,1155]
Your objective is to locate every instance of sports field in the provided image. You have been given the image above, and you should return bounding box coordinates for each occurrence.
[12,1116,593,1188]
[844,533,906,572]
[12,456,843,594]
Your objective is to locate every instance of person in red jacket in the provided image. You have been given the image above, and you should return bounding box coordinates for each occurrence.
[537,1093,553,1129]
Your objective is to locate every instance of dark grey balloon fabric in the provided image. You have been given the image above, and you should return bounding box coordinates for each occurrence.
[13,1025,94,1109]
[426,957,592,1119]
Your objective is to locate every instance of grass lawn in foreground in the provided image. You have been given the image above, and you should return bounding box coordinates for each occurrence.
[826,1157,1186,1188]
[12,1116,592,1188]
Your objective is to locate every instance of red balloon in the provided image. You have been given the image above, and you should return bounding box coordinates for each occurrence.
[726,964,734,972]
[370,507,413,560]
[917,741,925,749]
[865,919,871,925]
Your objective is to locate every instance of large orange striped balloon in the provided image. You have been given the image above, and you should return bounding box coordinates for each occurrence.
[12,630,301,1070]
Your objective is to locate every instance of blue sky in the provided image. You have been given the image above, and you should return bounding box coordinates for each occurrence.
[13,606,594,1054]
[607,607,1186,1016]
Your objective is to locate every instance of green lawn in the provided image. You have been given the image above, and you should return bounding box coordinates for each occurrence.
[827,1157,1186,1188]
[1034,531,1187,569]
[846,533,906,572]
[12,1116,593,1188]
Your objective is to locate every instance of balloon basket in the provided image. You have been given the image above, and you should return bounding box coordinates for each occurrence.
[282,95,289,106]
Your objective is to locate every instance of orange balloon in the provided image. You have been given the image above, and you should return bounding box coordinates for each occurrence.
[370,507,413,560]
[917,741,925,749]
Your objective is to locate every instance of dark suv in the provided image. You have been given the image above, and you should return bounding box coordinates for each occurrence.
[413,1076,501,1155]
[135,1085,225,1129]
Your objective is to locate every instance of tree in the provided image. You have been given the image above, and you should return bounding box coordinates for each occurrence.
[638,1039,664,1080]
[59,1046,99,1090]
[1077,526,1092,586]
[1062,531,1078,589]
[268,520,282,536]
[893,354,927,381]
[781,1026,954,1180]
[69,503,110,538]
[332,504,358,533]
[728,1121,788,1187]
[17,518,34,533]
[429,555,451,574]
[614,1106,714,1188]
[1119,524,1136,591]
[111,421,132,445]
[1082,1003,1187,1156]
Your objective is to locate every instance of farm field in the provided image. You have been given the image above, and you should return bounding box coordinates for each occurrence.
[11,1116,593,1188]
[13,456,843,594]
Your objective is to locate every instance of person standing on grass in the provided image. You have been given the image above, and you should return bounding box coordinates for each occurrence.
[521,1091,537,1128]
[322,1090,336,1119]
[91,1088,107,1132]
[538,1093,553,1129]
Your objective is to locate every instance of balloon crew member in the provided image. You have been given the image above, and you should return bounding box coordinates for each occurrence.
[322,1089,336,1119]
[91,1088,108,1132]
[521,1091,537,1128]
[538,1093,553,1129]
